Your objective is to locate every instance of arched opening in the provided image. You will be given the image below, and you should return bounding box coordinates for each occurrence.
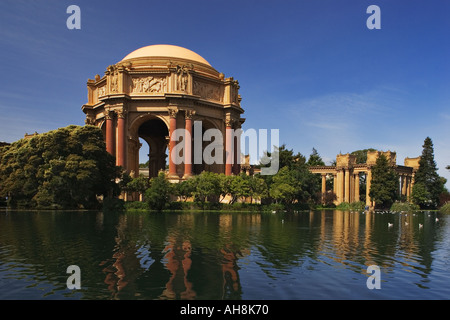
[137,118,169,178]
[193,119,223,175]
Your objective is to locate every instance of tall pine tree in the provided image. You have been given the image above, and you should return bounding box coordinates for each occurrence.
[412,137,443,209]
[369,154,399,209]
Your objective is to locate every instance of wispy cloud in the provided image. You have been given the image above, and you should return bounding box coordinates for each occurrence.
[287,87,400,143]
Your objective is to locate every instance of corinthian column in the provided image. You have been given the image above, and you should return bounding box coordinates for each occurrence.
[321,174,327,205]
[354,174,360,202]
[105,110,114,156]
[184,110,195,178]
[168,109,178,177]
[344,169,350,203]
[116,109,126,168]
[366,169,372,207]
[225,119,233,176]
[233,122,242,175]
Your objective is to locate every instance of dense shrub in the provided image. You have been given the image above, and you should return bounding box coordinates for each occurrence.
[0,125,118,209]
[336,201,366,211]
[390,201,420,212]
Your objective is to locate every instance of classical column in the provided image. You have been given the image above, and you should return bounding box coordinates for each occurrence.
[225,119,233,176]
[105,110,114,156]
[401,175,407,197]
[184,110,194,178]
[116,109,126,168]
[354,173,360,202]
[333,173,337,196]
[233,123,241,175]
[321,174,327,204]
[336,169,344,204]
[344,169,350,203]
[406,176,412,200]
[168,109,178,177]
[366,169,372,207]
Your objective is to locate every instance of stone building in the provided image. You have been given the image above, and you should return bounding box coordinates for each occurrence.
[82,44,245,181]
[310,151,420,207]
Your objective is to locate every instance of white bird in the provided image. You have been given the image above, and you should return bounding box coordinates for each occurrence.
[388,223,393,227]
[419,223,423,228]
[435,218,439,222]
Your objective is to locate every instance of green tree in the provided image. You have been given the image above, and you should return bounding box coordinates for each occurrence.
[351,148,377,164]
[0,125,118,209]
[307,148,325,203]
[260,144,320,207]
[126,175,149,200]
[218,174,234,203]
[369,154,399,209]
[269,167,298,206]
[249,174,269,203]
[145,171,171,211]
[192,171,221,204]
[412,137,443,209]
[173,178,196,202]
[307,148,325,166]
[411,183,430,208]
[230,173,252,203]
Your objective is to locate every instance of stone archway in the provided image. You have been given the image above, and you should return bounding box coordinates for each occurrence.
[137,117,169,178]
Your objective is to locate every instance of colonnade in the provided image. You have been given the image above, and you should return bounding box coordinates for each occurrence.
[316,168,414,207]
[311,152,418,208]
[104,107,241,179]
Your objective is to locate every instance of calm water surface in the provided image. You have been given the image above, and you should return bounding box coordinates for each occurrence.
[0,209,449,300]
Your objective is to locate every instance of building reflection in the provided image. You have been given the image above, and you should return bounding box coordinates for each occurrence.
[101,214,143,299]
[160,236,195,300]
[100,210,440,299]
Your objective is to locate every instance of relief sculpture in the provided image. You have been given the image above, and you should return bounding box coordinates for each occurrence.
[176,65,190,92]
[132,76,167,93]
[98,85,106,97]
[193,81,223,102]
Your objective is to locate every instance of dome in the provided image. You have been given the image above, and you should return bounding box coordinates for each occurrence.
[121,44,212,67]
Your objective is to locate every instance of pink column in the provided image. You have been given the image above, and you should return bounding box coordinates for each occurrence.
[225,119,233,176]
[169,109,178,176]
[105,110,114,156]
[184,110,193,177]
[233,123,241,175]
[117,110,125,168]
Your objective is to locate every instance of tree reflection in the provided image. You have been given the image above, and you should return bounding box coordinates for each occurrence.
[0,209,446,299]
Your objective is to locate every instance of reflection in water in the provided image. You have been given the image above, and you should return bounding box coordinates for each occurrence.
[0,210,448,299]
[160,236,195,300]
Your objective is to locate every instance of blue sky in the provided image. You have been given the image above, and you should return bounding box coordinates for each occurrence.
[0,0,449,185]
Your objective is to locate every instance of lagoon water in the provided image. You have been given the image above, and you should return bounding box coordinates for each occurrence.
[0,209,449,300]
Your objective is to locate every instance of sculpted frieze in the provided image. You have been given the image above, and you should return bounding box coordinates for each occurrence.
[132,76,167,94]
[193,80,223,102]
[97,85,106,97]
